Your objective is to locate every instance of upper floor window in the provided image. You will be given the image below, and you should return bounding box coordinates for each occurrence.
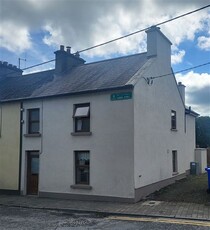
[28,109,40,134]
[171,110,176,130]
[73,103,90,133]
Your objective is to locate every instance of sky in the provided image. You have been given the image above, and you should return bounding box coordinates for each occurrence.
[0,0,210,116]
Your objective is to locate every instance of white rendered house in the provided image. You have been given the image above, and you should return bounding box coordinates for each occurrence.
[1,26,197,202]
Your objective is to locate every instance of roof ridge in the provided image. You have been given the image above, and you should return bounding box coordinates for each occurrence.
[23,69,54,77]
[84,52,147,66]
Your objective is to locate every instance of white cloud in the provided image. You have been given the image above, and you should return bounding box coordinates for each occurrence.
[43,24,65,47]
[197,36,210,51]
[176,71,210,90]
[161,10,208,46]
[0,0,209,57]
[175,71,210,116]
[197,12,210,51]
[171,50,185,65]
[0,21,32,53]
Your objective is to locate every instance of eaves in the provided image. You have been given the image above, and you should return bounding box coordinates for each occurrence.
[0,84,134,103]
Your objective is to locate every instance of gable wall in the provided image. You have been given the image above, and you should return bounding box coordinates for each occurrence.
[133,57,195,193]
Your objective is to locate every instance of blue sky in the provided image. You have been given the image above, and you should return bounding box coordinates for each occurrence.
[0,0,209,116]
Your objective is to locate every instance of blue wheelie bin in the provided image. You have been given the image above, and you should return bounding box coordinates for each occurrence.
[205,167,210,193]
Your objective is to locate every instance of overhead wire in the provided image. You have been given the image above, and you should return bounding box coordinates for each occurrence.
[20,4,210,71]
[150,61,210,80]
[77,4,210,54]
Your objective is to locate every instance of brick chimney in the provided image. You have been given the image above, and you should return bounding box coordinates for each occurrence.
[54,45,85,74]
[0,61,23,77]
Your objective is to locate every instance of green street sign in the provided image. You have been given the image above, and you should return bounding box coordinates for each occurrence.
[110,92,132,101]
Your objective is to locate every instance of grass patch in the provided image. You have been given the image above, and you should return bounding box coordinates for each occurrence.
[150,173,210,204]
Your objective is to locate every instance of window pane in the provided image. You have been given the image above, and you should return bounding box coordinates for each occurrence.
[171,110,176,129]
[82,118,90,132]
[30,109,39,121]
[31,158,39,174]
[30,122,39,133]
[28,109,40,134]
[76,167,89,184]
[76,119,82,131]
[76,152,89,164]
[75,117,90,132]
[74,106,89,117]
[172,151,177,172]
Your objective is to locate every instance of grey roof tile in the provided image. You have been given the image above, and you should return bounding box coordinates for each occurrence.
[0,53,148,101]
[0,70,54,101]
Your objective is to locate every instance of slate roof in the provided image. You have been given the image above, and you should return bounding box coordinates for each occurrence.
[0,70,54,101]
[0,53,148,102]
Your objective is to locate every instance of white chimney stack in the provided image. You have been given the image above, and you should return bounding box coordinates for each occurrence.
[146,26,172,67]
[178,82,186,104]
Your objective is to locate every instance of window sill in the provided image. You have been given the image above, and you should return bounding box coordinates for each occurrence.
[70,184,92,190]
[170,129,178,132]
[71,132,92,136]
[24,133,41,137]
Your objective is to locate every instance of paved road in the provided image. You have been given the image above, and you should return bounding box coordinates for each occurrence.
[0,206,210,230]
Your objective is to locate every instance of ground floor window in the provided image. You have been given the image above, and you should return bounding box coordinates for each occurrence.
[75,151,90,184]
[172,150,178,173]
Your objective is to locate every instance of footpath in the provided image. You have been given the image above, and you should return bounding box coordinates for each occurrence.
[0,194,210,221]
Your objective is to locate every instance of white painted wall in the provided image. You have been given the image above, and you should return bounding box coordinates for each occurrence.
[0,102,20,190]
[133,62,184,188]
[21,92,135,199]
[21,101,43,194]
[133,29,195,189]
[195,148,207,174]
[185,114,196,169]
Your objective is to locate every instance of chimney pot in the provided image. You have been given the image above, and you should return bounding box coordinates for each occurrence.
[60,45,64,51]
[66,46,71,54]
[54,46,85,74]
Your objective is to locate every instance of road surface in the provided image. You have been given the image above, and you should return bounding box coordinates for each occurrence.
[0,206,209,230]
